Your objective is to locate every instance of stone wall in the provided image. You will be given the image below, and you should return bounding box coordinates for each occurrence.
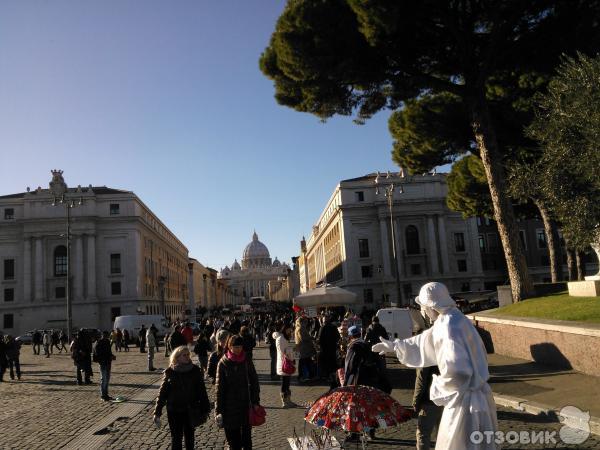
[470,314,600,377]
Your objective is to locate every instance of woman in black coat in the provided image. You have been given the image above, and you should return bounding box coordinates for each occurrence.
[154,346,210,450]
[215,335,260,450]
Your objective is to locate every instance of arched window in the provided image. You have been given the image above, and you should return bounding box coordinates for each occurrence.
[54,245,67,277]
[405,226,420,255]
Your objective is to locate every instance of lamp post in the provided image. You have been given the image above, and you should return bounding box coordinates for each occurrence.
[202,273,208,310]
[375,172,404,306]
[187,262,196,324]
[49,170,83,341]
[158,276,166,318]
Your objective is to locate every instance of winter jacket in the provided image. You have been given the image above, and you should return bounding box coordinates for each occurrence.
[364,323,389,348]
[273,332,296,376]
[154,364,210,417]
[43,333,52,346]
[294,326,316,359]
[0,341,7,368]
[317,323,340,374]
[146,329,157,349]
[5,339,21,360]
[412,365,440,411]
[241,334,256,360]
[343,338,380,388]
[181,326,194,344]
[70,337,89,365]
[207,350,222,381]
[93,338,114,366]
[169,331,186,350]
[215,354,260,429]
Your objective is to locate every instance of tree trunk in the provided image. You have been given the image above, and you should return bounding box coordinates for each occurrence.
[534,200,563,282]
[469,94,534,301]
[576,251,585,280]
[566,247,577,281]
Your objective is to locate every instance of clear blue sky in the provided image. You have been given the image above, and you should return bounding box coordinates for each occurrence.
[0,1,404,270]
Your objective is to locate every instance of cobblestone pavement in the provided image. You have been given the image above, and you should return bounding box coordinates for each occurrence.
[1,345,599,449]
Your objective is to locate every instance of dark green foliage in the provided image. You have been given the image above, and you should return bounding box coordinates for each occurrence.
[528,54,600,249]
[447,155,493,219]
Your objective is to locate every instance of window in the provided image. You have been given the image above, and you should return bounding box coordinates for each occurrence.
[54,246,67,277]
[110,253,121,274]
[111,282,121,295]
[355,191,364,202]
[405,225,420,255]
[3,314,14,329]
[363,288,373,304]
[3,259,15,280]
[457,260,467,272]
[540,255,550,266]
[461,282,471,292]
[536,229,547,249]
[111,307,121,322]
[109,203,120,215]
[361,265,373,278]
[519,230,527,250]
[487,233,499,252]
[410,264,421,275]
[55,286,66,299]
[358,239,370,258]
[403,283,412,301]
[4,288,14,302]
[454,233,465,252]
[476,217,483,226]
[4,208,14,220]
[478,235,486,252]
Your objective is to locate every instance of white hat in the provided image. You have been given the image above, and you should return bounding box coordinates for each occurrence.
[415,282,456,310]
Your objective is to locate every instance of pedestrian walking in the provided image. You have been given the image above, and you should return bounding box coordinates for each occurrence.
[373,282,498,450]
[42,330,52,358]
[0,335,8,382]
[294,317,316,382]
[51,330,61,354]
[317,315,340,388]
[240,326,256,360]
[115,328,123,352]
[215,335,260,450]
[32,330,42,355]
[138,325,147,352]
[207,329,230,384]
[193,332,210,371]
[274,323,297,408]
[154,346,211,450]
[70,331,91,385]
[147,326,157,371]
[265,322,278,381]
[93,331,116,401]
[4,335,22,380]
[122,329,130,351]
[59,330,68,353]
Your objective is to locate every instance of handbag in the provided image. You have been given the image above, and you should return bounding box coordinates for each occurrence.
[282,355,296,375]
[246,362,266,427]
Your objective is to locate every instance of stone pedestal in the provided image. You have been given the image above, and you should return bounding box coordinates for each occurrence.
[568,280,600,297]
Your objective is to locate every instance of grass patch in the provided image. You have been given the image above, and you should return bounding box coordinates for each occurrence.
[488,291,600,322]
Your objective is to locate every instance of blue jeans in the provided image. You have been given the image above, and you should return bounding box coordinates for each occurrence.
[100,364,111,398]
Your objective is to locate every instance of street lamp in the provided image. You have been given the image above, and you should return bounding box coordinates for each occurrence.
[49,170,83,341]
[375,171,405,306]
[187,262,196,324]
[158,276,166,318]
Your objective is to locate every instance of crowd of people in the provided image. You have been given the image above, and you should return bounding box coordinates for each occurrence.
[1,280,497,450]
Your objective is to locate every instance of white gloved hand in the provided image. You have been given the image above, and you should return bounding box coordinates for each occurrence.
[153,415,161,428]
[372,336,395,355]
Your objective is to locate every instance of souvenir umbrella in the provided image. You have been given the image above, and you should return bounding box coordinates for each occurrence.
[305,385,412,434]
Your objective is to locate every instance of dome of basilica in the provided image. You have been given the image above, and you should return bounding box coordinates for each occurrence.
[243,231,270,259]
[241,231,272,269]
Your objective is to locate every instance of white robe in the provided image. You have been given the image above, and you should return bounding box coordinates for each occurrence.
[393,307,498,450]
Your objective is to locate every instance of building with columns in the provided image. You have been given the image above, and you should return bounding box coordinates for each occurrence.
[298,171,484,308]
[219,232,293,302]
[0,171,190,335]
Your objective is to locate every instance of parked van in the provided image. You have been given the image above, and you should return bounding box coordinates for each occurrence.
[376,307,426,340]
[113,315,170,343]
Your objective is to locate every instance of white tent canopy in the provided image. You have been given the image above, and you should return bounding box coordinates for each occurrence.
[293,285,358,308]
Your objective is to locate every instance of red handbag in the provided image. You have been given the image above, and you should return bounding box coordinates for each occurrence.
[248,404,267,427]
[282,356,296,375]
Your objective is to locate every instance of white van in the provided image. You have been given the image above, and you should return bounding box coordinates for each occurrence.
[113,315,170,343]
[376,307,426,340]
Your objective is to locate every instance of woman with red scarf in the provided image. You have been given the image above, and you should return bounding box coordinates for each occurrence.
[215,335,260,450]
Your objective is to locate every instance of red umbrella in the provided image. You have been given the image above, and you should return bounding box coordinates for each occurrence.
[305,385,412,433]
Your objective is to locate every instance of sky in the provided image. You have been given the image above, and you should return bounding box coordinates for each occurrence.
[0,1,404,270]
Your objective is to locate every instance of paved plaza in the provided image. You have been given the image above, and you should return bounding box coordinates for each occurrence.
[1,344,599,449]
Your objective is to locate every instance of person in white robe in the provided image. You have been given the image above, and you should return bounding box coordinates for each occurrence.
[373,282,498,450]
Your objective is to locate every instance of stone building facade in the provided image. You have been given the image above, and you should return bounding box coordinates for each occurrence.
[0,171,190,335]
[219,232,292,301]
[298,171,485,308]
